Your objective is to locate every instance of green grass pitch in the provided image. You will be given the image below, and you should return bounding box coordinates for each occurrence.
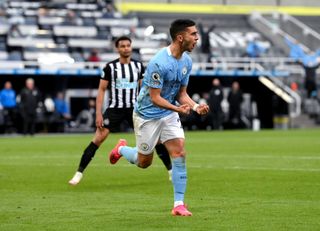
[1,129,320,231]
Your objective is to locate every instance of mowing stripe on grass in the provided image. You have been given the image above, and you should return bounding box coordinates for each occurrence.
[2,162,320,172]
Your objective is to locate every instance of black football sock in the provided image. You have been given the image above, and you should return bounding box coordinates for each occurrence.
[155,143,172,171]
[77,142,99,173]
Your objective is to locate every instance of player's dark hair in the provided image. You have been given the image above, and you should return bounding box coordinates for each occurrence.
[115,36,132,47]
[169,19,196,41]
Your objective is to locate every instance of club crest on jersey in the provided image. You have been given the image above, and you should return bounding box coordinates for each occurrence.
[182,66,187,75]
[151,72,160,81]
[140,143,150,152]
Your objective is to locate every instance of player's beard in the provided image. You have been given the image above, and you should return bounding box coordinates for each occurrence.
[121,52,131,58]
[183,40,196,52]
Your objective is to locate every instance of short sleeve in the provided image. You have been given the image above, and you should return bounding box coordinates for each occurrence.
[101,64,111,81]
[139,63,145,80]
[145,62,164,89]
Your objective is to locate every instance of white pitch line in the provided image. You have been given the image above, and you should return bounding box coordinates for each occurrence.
[1,154,320,160]
[192,165,320,172]
[209,155,320,160]
[1,162,320,172]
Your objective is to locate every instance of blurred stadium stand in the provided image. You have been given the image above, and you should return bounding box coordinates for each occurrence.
[0,0,319,133]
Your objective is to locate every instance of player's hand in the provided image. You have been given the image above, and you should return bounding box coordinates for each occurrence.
[196,104,210,115]
[95,113,104,129]
[178,104,191,115]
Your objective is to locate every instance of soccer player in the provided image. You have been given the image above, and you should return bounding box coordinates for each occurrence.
[109,20,209,216]
[69,36,172,185]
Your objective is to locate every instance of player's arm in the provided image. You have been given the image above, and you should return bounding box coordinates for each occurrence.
[95,79,108,129]
[149,88,190,115]
[176,86,209,115]
[139,62,145,88]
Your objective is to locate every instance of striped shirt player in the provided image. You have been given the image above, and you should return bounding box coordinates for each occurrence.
[69,36,172,186]
[101,58,144,131]
[103,58,144,109]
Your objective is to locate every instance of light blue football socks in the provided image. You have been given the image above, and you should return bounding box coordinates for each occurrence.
[120,147,187,206]
[172,157,187,206]
[119,146,138,165]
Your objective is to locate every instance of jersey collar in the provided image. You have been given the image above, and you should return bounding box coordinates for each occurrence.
[166,46,172,56]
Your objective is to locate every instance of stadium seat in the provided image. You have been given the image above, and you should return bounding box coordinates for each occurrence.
[53,25,98,37]
[0,51,8,60]
[0,60,24,69]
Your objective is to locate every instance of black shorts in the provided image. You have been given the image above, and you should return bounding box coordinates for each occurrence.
[103,108,134,133]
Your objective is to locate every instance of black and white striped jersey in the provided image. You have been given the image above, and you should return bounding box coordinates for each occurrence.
[101,58,144,109]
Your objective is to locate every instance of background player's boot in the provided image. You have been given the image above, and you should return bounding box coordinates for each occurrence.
[168,169,172,181]
[68,171,83,186]
[171,204,192,216]
[109,139,127,164]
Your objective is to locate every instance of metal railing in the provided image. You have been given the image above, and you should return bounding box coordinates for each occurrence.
[255,63,301,118]
[0,56,312,76]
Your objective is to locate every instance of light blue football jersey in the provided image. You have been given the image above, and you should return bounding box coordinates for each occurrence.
[135,47,192,119]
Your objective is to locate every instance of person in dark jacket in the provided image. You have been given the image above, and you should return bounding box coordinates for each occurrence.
[300,53,320,98]
[227,81,243,128]
[19,78,41,135]
[208,78,224,130]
